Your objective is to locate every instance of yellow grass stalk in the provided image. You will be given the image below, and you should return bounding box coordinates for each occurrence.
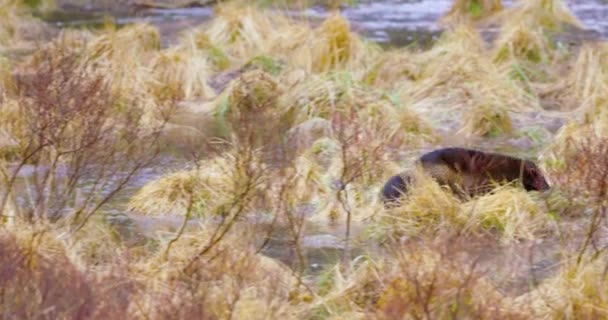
[373,169,552,242]
[544,43,608,112]
[516,255,608,319]
[363,49,421,89]
[462,185,551,241]
[502,0,582,31]
[131,226,297,319]
[127,162,232,217]
[493,20,555,65]
[378,168,463,237]
[458,89,513,137]
[149,47,217,101]
[440,0,503,26]
[408,24,537,115]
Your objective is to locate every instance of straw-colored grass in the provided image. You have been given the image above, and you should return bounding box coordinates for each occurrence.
[185,4,378,74]
[363,49,421,89]
[0,97,22,159]
[461,185,552,241]
[402,24,537,134]
[374,168,463,238]
[440,0,503,26]
[516,255,608,319]
[128,157,237,217]
[307,242,524,319]
[493,20,556,65]
[499,0,582,31]
[4,0,608,317]
[131,226,299,320]
[372,168,553,242]
[149,47,217,101]
[458,92,514,137]
[543,43,608,112]
[0,0,49,50]
[86,23,160,100]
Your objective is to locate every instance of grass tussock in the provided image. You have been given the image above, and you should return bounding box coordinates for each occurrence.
[500,0,582,31]
[149,47,217,101]
[281,72,437,149]
[3,0,607,318]
[307,239,524,319]
[493,20,556,66]
[363,49,421,89]
[129,148,268,218]
[372,168,553,243]
[0,0,50,50]
[440,0,503,26]
[131,227,298,320]
[516,255,608,319]
[185,4,378,74]
[541,116,608,205]
[461,185,552,241]
[544,42,608,111]
[402,24,537,134]
[458,93,514,137]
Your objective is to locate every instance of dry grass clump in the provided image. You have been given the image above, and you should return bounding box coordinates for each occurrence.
[0,0,51,50]
[129,148,268,218]
[363,49,421,89]
[0,97,22,159]
[544,43,608,112]
[491,0,580,86]
[215,69,295,150]
[440,0,503,26]
[131,226,298,320]
[541,116,608,204]
[406,24,536,124]
[372,169,552,243]
[373,169,463,238]
[0,221,134,319]
[493,20,556,66]
[516,255,608,319]
[462,185,552,241]
[458,91,514,137]
[149,47,216,101]
[128,168,222,216]
[268,11,378,73]
[202,3,283,61]
[186,4,377,74]
[86,23,160,102]
[500,0,582,31]
[282,72,437,150]
[308,13,364,72]
[307,239,523,319]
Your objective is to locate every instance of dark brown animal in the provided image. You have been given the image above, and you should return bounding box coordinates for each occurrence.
[382,147,550,207]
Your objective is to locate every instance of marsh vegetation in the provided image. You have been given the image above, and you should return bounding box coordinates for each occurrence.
[2,0,608,318]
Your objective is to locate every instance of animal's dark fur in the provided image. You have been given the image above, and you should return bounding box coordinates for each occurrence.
[382,147,550,207]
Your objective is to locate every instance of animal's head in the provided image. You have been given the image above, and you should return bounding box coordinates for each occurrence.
[382,174,410,207]
[522,161,550,191]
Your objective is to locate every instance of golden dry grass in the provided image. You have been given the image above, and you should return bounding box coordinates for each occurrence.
[515,255,608,319]
[1,0,606,318]
[372,168,554,243]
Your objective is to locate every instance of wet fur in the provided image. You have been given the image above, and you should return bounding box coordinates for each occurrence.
[382,148,550,207]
